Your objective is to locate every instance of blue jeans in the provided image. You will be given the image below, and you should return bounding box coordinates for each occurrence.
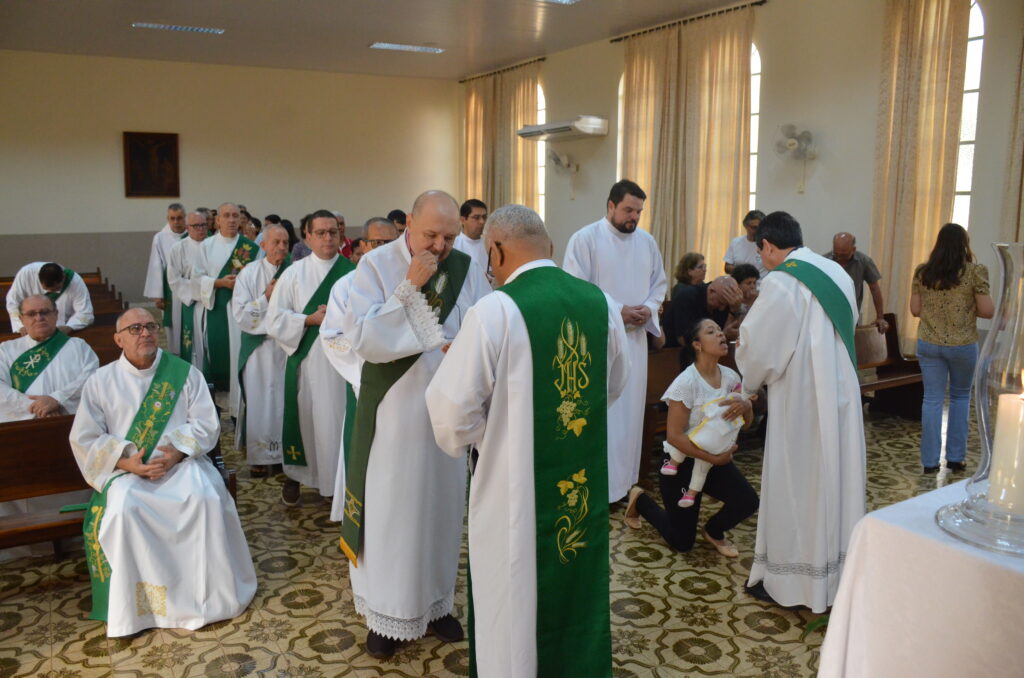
[917,340,978,467]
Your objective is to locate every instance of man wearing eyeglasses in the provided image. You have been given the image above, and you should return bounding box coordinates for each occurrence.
[334,191,489,659]
[453,199,489,274]
[266,211,354,507]
[6,261,94,335]
[191,203,259,418]
[69,307,255,637]
[143,203,189,354]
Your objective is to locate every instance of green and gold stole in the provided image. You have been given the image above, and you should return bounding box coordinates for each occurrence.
[338,249,470,565]
[161,233,187,327]
[204,236,258,390]
[281,256,353,466]
[180,300,195,363]
[774,258,857,367]
[45,268,75,302]
[236,256,291,447]
[474,265,611,678]
[82,351,192,622]
[9,331,70,393]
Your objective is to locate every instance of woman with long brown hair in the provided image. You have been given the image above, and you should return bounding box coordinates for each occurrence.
[910,223,994,473]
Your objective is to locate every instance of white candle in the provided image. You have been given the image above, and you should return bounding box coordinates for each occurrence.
[987,392,1024,511]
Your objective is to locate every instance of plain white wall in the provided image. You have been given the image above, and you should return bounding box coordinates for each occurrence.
[0,50,461,236]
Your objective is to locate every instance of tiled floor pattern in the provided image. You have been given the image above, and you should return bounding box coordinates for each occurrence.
[0,407,977,678]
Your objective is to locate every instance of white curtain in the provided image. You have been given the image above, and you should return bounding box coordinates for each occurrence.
[1001,31,1024,243]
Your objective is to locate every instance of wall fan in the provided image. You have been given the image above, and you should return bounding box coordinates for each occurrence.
[774,124,817,193]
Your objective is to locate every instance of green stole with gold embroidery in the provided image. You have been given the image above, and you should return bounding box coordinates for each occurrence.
[338,249,470,565]
[162,233,186,327]
[82,351,192,622]
[485,265,611,678]
[774,257,857,367]
[236,256,291,447]
[280,256,354,466]
[9,331,70,393]
[204,236,258,390]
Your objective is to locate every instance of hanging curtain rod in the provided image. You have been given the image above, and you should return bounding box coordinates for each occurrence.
[459,57,546,84]
[610,0,767,43]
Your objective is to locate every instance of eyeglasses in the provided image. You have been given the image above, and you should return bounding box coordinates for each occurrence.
[366,238,394,247]
[486,241,503,278]
[21,309,56,319]
[116,322,161,336]
[311,229,340,238]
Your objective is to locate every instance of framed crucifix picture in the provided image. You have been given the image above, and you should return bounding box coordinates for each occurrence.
[123,132,180,197]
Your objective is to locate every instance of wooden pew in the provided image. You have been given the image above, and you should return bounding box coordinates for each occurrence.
[638,347,682,490]
[0,416,88,556]
[859,312,922,419]
[0,325,121,365]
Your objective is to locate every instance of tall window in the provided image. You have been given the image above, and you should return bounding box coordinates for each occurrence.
[537,84,547,220]
[953,1,984,227]
[616,74,625,180]
[750,44,761,211]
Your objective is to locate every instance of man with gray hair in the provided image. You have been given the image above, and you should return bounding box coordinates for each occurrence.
[144,203,188,353]
[427,204,629,677]
[824,232,887,333]
[167,212,209,368]
[336,191,489,659]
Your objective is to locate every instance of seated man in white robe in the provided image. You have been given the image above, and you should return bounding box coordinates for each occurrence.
[427,205,630,678]
[337,191,489,659]
[69,308,256,638]
[266,211,354,505]
[320,216,399,520]
[0,294,99,560]
[232,224,290,477]
[167,212,209,369]
[7,261,94,334]
[736,211,866,612]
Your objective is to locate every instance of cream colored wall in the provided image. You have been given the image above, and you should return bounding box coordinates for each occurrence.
[537,0,1023,280]
[0,50,460,298]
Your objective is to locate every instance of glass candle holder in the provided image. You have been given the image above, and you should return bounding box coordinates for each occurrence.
[936,242,1024,556]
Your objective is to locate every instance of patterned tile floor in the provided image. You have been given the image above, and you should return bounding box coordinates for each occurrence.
[0,406,978,678]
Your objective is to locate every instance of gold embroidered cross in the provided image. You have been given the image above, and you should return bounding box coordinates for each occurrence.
[344,489,362,527]
[285,445,302,461]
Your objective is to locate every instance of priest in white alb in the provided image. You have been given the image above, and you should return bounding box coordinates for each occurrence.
[319,217,399,521]
[6,262,94,335]
[453,199,488,272]
[427,205,629,678]
[563,179,667,501]
[266,210,353,505]
[167,212,208,369]
[337,191,489,659]
[232,224,291,476]
[69,308,256,637]
[736,211,866,612]
[192,203,259,416]
[143,203,188,353]
[0,294,99,560]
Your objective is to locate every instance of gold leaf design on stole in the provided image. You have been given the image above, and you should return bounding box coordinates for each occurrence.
[555,468,590,564]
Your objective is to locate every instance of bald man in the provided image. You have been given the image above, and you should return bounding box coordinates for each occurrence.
[824,232,887,333]
[143,203,188,352]
[336,191,489,659]
[167,212,209,367]
[70,308,255,637]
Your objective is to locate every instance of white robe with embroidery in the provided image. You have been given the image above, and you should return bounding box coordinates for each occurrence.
[144,224,186,354]
[265,254,347,495]
[338,238,489,640]
[69,350,256,637]
[319,271,364,521]
[232,258,286,466]
[193,234,244,416]
[736,247,866,613]
[6,262,94,334]
[0,333,99,560]
[563,218,667,501]
[167,237,206,371]
[426,260,630,678]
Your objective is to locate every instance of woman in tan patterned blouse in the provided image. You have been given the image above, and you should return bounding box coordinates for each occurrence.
[909,223,994,474]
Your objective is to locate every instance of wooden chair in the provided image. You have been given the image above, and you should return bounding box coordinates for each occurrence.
[858,312,923,419]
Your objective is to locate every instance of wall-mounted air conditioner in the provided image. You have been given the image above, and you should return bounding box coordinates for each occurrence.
[516,115,608,142]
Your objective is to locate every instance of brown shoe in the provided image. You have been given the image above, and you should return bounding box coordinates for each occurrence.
[281,479,301,506]
[250,465,269,478]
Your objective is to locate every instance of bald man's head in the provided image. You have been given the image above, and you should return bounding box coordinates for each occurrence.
[406,191,461,260]
[832,232,856,266]
[216,203,241,238]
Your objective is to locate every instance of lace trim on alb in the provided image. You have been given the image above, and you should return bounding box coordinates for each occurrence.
[394,279,446,352]
[752,551,847,578]
[354,591,453,641]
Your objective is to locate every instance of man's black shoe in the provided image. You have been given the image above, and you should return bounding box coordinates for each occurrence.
[428,614,464,643]
[366,630,396,659]
[281,479,301,506]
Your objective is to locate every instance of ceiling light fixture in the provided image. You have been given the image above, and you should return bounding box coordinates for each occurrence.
[131,22,226,35]
[369,42,445,54]
[542,0,584,5]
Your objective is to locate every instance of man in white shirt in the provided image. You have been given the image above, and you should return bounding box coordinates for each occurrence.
[563,179,667,502]
[723,209,768,278]
[453,199,488,273]
[6,262,94,335]
[143,203,188,353]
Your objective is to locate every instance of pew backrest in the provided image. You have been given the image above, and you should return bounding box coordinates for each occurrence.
[0,415,89,502]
